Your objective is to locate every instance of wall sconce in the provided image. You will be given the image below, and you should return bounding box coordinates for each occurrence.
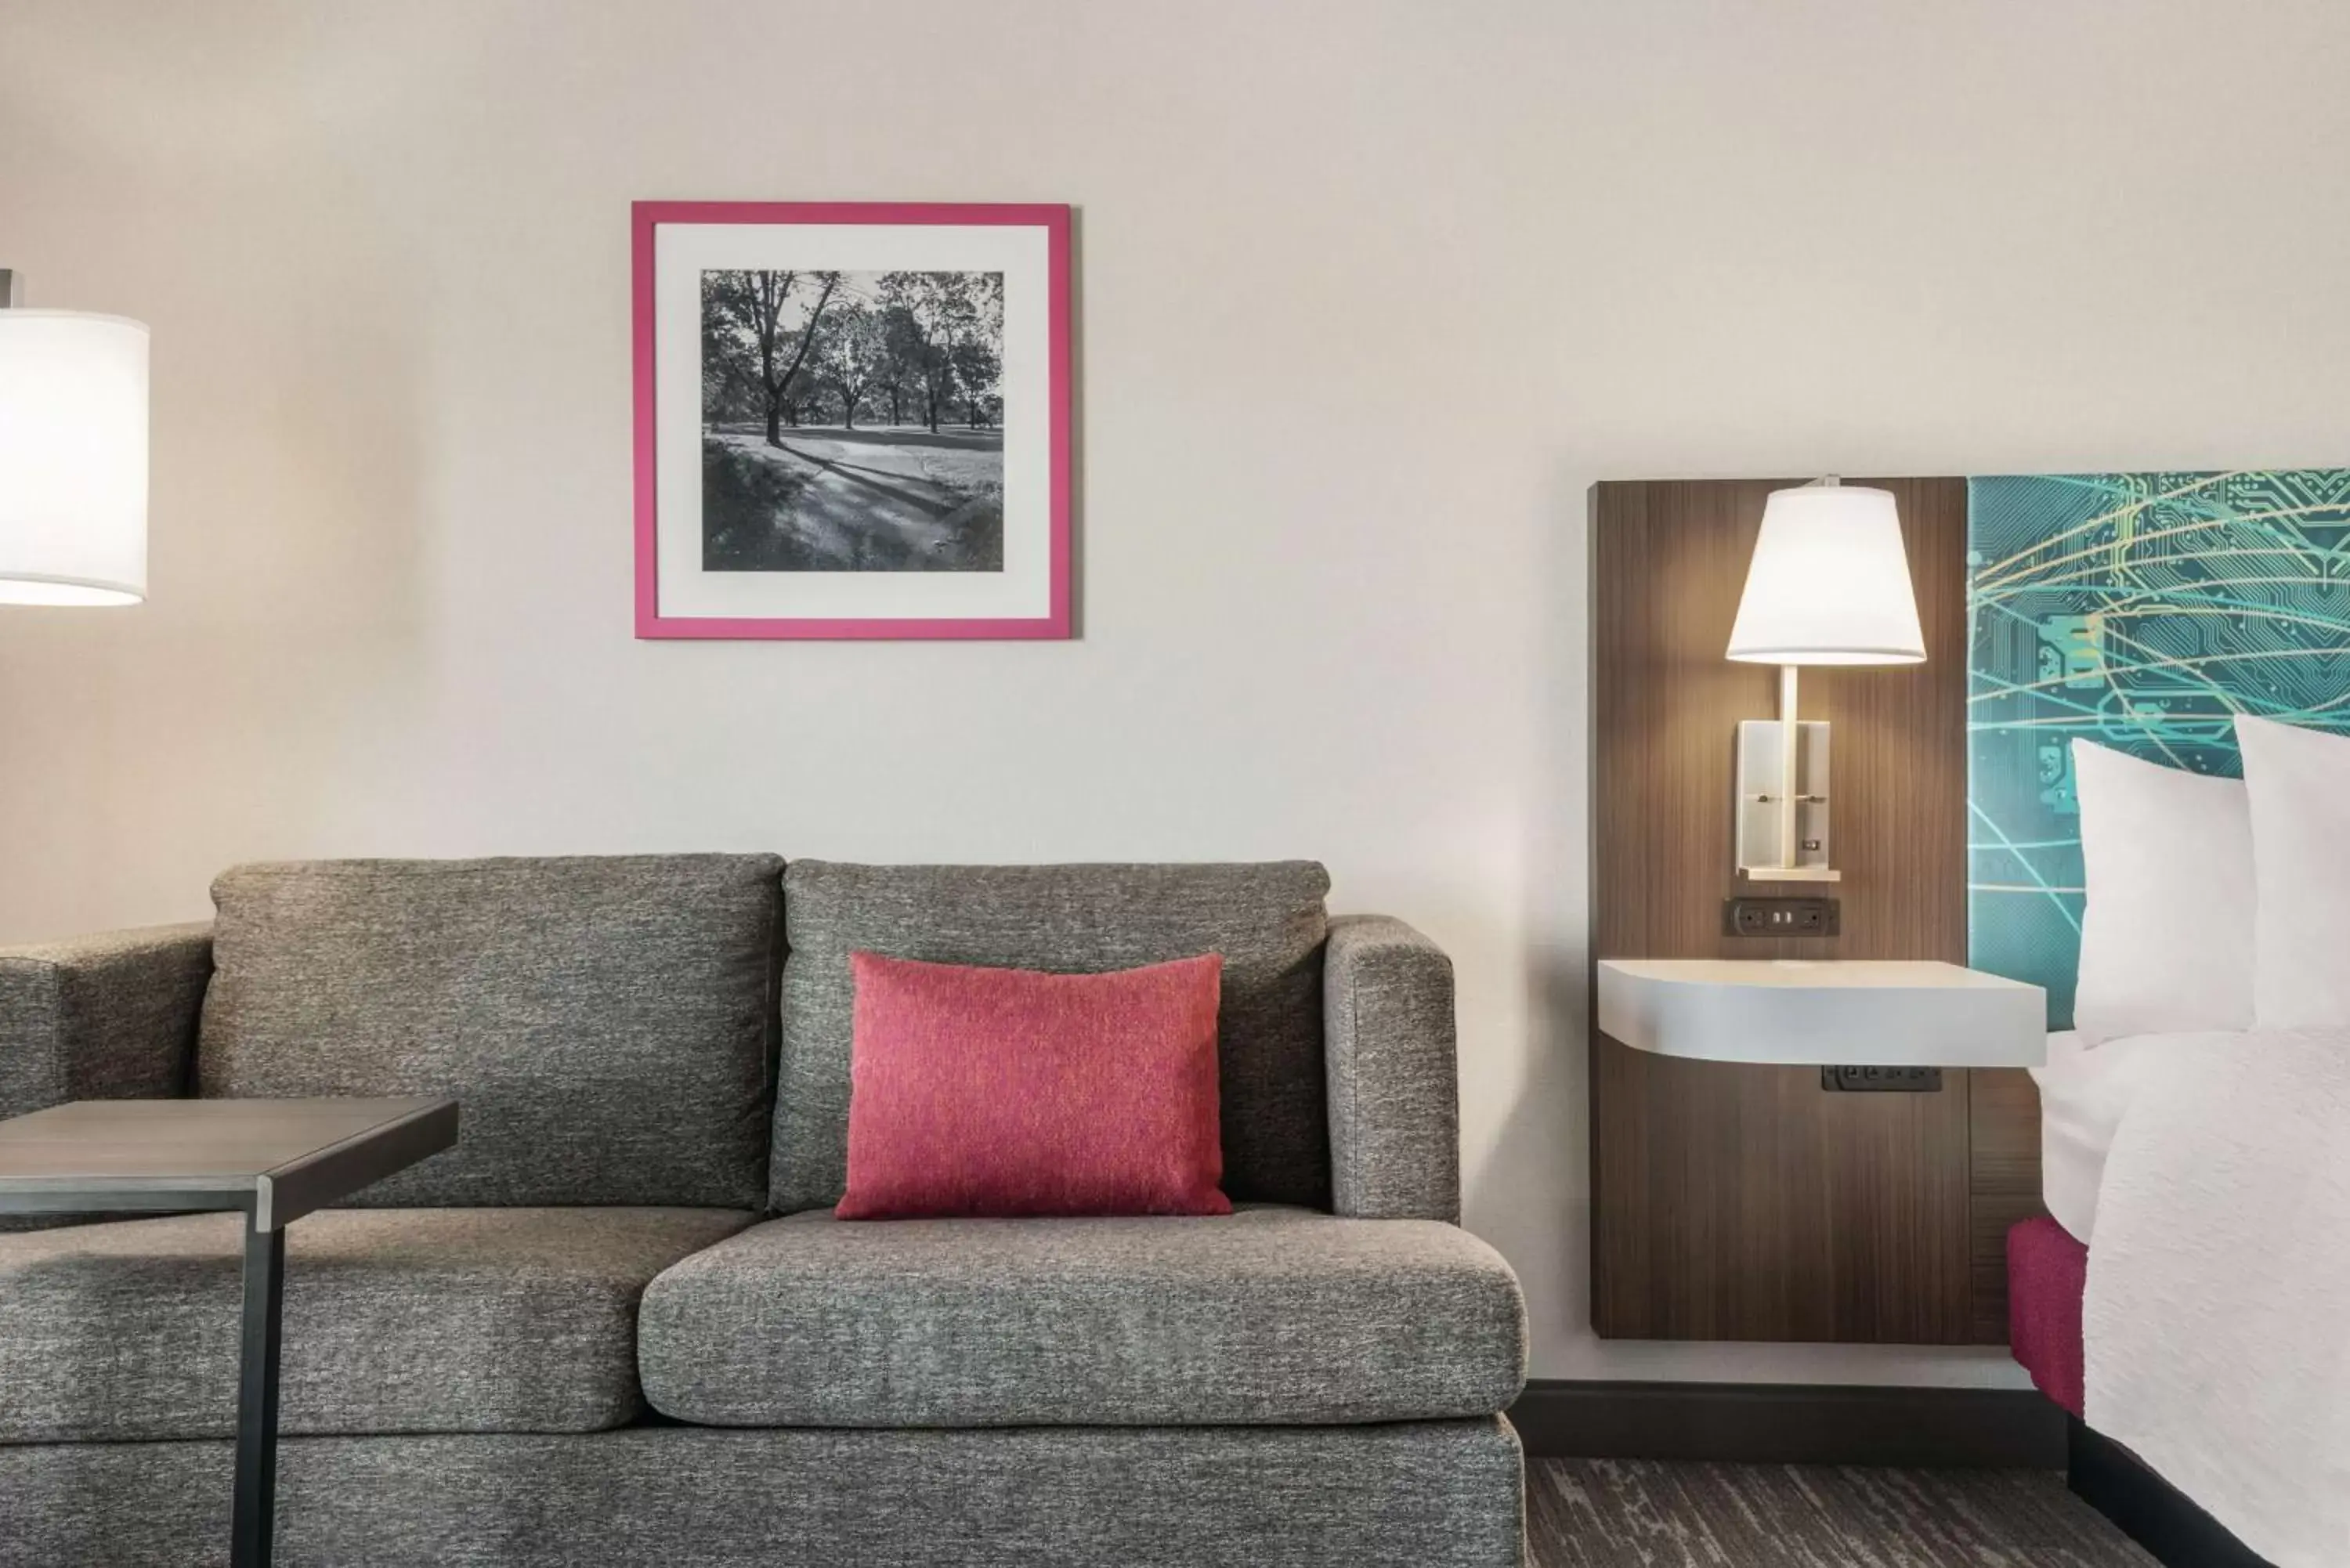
[1725,478,1925,881]
[0,269,149,605]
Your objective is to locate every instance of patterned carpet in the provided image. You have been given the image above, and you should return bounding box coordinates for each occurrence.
[1530,1459,2158,1567]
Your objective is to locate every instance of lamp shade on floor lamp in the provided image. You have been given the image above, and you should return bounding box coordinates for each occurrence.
[0,309,149,605]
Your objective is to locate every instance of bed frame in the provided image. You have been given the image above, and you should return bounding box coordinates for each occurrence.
[2069,1419,2279,1568]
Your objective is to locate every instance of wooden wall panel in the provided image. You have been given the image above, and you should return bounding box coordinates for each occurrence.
[1589,477,2041,1344]
[1969,1067,2047,1342]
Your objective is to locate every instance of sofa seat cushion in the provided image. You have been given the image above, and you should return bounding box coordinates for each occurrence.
[0,1206,753,1443]
[637,1205,1525,1428]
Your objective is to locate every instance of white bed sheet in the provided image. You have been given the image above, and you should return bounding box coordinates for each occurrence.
[2029,1028,2220,1243]
[2084,1028,2350,1566]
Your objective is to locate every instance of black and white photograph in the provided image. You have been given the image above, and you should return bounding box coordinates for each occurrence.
[700,269,1006,573]
[637,201,1068,639]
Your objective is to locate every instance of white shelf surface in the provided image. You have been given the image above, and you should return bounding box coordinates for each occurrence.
[1595,959,2047,1068]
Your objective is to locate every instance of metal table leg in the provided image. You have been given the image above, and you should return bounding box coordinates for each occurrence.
[231,1214,285,1568]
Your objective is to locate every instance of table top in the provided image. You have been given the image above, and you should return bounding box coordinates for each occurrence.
[0,1097,460,1229]
[1595,959,2047,1067]
[1596,958,2041,992]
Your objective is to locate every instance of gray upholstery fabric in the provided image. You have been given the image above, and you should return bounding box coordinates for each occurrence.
[638,1205,1527,1429]
[0,921,211,1118]
[773,860,1332,1212]
[0,1206,752,1442]
[1325,915,1463,1222]
[0,922,214,1234]
[0,1418,1526,1568]
[199,856,783,1207]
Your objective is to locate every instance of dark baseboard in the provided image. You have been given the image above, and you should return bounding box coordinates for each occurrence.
[1507,1379,2066,1468]
[2067,1418,2276,1568]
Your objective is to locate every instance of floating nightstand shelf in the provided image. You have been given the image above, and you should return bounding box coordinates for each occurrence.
[1595,959,2046,1068]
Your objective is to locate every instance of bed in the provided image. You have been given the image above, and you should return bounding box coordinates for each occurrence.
[1964,473,2350,1568]
[1961,475,2350,1565]
[2010,1027,2196,1429]
[2008,1026,2350,1568]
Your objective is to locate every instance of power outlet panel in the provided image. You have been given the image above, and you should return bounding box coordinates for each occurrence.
[1724,896,1840,938]
[1820,1065,1943,1093]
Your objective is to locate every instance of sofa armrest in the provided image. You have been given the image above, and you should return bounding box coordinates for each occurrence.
[0,923,213,1121]
[1324,915,1460,1222]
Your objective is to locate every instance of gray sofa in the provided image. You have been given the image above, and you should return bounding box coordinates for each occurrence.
[0,855,1527,1567]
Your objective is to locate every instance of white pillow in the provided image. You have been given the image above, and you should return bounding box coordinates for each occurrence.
[2070,739,2255,1044]
[2236,714,2350,1028]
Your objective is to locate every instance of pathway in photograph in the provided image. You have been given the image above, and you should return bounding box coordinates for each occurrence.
[703,425,1004,573]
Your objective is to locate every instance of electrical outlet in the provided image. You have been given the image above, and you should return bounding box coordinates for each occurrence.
[1724,897,1839,938]
[1820,1065,1943,1093]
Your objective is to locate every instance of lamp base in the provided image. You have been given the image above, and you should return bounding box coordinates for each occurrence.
[1735,717,1835,880]
[1740,865,1842,884]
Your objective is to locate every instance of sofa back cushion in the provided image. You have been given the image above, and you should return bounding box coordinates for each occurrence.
[772,861,1330,1212]
[197,855,783,1208]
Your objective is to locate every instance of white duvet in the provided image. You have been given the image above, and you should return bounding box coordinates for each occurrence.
[2033,1028,2213,1245]
[2084,1028,2350,1567]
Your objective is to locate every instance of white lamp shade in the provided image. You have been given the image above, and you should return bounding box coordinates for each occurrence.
[0,310,149,605]
[1726,484,1925,665]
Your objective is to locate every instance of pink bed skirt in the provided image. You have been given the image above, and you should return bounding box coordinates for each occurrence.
[2008,1216,2088,1418]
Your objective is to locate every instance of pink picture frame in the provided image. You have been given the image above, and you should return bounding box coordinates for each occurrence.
[631,201,1072,639]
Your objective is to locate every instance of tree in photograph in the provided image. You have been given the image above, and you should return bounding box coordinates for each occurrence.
[876,303,925,426]
[703,269,842,446]
[956,273,1006,428]
[880,271,985,434]
[815,304,888,430]
[953,339,1000,428]
[701,309,761,423]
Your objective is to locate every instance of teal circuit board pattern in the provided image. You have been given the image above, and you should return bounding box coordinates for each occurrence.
[1969,470,2350,1028]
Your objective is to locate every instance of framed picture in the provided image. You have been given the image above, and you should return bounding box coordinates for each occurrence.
[631,201,1072,639]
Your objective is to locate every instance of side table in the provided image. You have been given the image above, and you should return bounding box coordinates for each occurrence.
[0,1096,461,1568]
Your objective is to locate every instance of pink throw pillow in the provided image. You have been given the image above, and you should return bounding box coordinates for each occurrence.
[835,951,1231,1220]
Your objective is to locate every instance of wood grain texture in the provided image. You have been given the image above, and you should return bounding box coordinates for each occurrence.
[1589,477,2040,1343]
[1528,1457,2157,1568]
[0,1097,453,1183]
[1969,1066,2046,1342]
[0,1097,461,1230]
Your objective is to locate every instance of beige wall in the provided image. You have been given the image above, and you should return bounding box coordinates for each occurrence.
[5,0,2347,1385]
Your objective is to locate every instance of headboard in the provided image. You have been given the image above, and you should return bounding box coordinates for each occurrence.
[1966,469,2350,1027]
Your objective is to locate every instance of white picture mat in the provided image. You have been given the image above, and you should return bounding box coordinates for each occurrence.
[653,221,1052,620]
